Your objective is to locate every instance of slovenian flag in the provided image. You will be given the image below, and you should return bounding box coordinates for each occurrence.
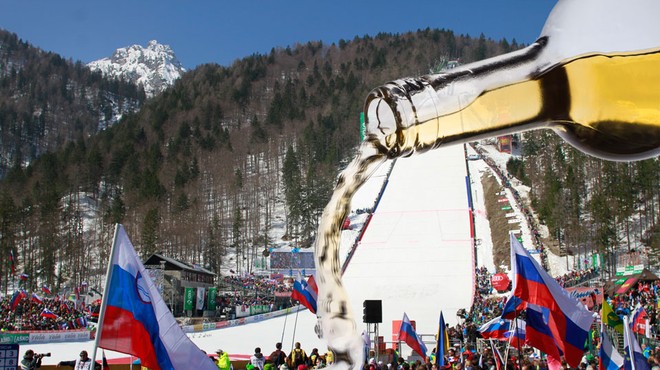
[42,284,52,295]
[478,317,510,340]
[41,308,58,319]
[501,294,526,320]
[10,290,26,310]
[399,312,427,358]
[19,273,29,281]
[291,272,318,314]
[97,224,217,370]
[510,233,594,368]
[31,292,43,304]
[489,339,504,370]
[503,318,526,348]
[525,303,563,368]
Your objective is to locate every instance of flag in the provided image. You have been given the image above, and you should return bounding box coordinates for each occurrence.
[362,330,371,363]
[503,318,526,348]
[31,292,43,304]
[478,317,510,340]
[510,234,594,368]
[623,316,650,370]
[399,312,427,358]
[489,339,504,370]
[10,290,25,310]
[40,308,58,319]
[76,316,88,328]
[42,284,52,295]
[501,295,526,320]
[19,273,29,281]
[97,224,217,370]
[102,350,110,370]
[525,303,563,370]
[435,311,449,366]
[630,305,649,337]
[602,300,623,334]
[291,272,318,314]
[599,323,624,370]
[9,250,15,275]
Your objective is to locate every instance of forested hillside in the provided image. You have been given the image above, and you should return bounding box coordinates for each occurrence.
[510,130,659,268]
[0,30,146,177]
[0,26,656,293]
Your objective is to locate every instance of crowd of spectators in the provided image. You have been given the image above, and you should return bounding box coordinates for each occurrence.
[555,268,599,288]
[217,274,296,317]
[0,295,90,332]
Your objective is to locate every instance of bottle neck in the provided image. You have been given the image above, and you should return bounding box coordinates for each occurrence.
[364,38,549,158]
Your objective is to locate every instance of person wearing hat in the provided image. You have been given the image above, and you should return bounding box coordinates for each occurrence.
[20,349,43,370]
[215,349,231,370]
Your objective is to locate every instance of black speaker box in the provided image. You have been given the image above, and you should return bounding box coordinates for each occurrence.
[363,300,382,323]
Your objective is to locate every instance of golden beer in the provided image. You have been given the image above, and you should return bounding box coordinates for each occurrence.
[365,48,660,161]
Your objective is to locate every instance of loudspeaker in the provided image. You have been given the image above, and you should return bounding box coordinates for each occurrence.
[363,300,382,323]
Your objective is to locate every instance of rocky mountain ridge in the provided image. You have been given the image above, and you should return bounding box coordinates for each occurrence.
[88,40,186,97]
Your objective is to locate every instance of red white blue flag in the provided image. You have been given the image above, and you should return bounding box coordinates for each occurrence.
[623,316,651,370]
[10,290,25,310]
[399,312,427,358]
[510,234,594,368]
[503,318,526,348]
[97,224,217,370]
[42,284,52,295]
[31,292,43,304]
[291,272,318,314]
[478,317,510,340]
[488,339,504,370]
[41,308,58,319]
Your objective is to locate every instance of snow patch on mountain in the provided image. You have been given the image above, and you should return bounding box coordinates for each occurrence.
[87,40,185,97]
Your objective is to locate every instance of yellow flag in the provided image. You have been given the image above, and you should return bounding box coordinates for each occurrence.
[602,300,623,334]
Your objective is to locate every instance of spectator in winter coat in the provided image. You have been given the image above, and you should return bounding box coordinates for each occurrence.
[288,342,308,368]
[216,349,231,370]
[57,350,96,370]
[251,347,266,370]
[268,342,287,368]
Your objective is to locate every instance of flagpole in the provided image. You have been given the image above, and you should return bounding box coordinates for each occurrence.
[280,298,292,346]
[290,303,301,350]
[91,223,121,367]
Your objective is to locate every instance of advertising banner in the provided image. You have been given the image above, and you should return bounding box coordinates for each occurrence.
[29,330,90,343]
[491,273,511,292]
[207,287,217,310]
[565,286,603,310]
[196,287,205,311]
[184,287,195,311]
[0,333,29,344]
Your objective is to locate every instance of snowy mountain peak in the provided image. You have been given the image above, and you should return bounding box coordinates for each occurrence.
[87,40,186,97]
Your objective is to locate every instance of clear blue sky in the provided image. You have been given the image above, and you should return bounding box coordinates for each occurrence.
[0,1,556,69]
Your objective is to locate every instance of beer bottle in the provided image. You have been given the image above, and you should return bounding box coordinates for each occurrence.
[364,0,660,161]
